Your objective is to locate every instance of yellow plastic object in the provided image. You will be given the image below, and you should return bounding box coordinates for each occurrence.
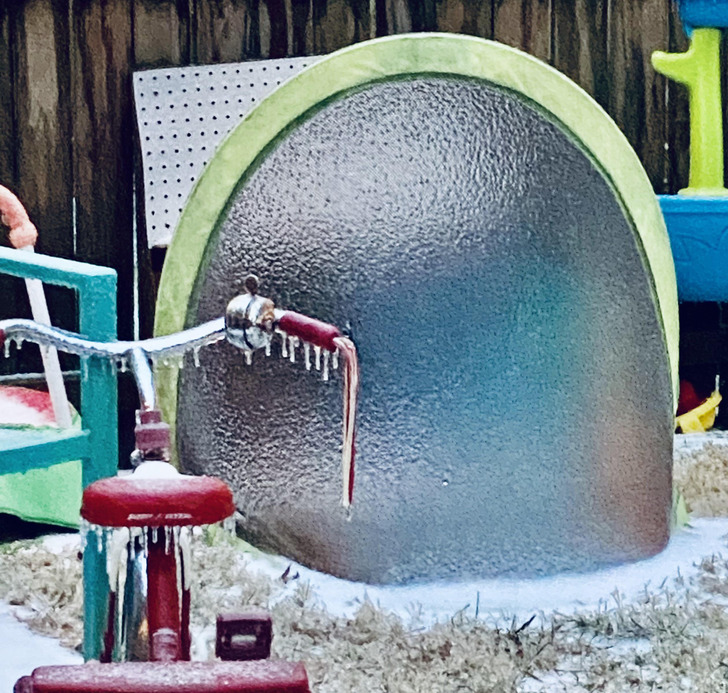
[675,390,722,432]
[652,28,728,196]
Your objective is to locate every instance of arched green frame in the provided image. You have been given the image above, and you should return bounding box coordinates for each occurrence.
[155,32,679,439]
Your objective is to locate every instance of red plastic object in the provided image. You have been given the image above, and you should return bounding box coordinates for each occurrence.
[135,410,171,456]
[216,611,273,661]
[277,311,341,352]
[81,475,234,528]
[677,379,705,416]
[14,662,311,693]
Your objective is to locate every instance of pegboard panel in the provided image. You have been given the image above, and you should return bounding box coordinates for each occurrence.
[133,57,321,248]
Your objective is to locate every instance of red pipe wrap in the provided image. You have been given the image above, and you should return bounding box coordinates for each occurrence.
[276,312,341,352]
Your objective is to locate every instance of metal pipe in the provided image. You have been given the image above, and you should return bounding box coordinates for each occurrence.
[0,317,225,361]
[128,348,155,412]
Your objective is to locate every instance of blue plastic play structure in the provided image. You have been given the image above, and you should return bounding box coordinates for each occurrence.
[678,0,728,32]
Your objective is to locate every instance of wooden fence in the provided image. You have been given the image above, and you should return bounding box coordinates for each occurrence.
[0,0,718,441]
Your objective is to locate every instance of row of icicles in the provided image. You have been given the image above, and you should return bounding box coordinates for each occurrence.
[3,329,340,380]
[5,327,360,507]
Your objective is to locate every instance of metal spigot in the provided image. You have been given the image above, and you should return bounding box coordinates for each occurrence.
[224,274,276,352]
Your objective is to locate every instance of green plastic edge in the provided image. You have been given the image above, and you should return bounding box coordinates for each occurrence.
[155,33,680,446]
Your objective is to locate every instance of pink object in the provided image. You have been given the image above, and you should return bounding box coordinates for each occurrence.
[0,385,58,426]
[14,661,311,693]
[0,184,38,249]
[277,311,341,352]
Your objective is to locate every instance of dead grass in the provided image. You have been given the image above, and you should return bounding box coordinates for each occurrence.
[5,536,728,692]
[2,441,728,690]
[674,442,728,517]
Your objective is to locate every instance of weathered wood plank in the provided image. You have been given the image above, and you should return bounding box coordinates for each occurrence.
[134,0,192,339]
[71,0,136,463]
[13,0,73,260]
[195,0,262,63]
[606,0,670,193]
[666,1,689,193]
[10,0,76,377]
[493,0,551,63]
[70,0,134,337]
[259,0,292,57]
[552,0,608,106]
[134,0,191,68]
[378,0,437,34]
[313,0,374,52]
[434,0,492,38]
[0,3,25,368]
[0,3,15,187]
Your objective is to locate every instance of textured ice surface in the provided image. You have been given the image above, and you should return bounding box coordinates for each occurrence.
[180,76,673,583]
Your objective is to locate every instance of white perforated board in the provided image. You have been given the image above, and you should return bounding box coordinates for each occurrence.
[133,57,321,248]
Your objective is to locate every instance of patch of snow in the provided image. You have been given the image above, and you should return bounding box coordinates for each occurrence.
[244,517,728,627]
[0,602,81,692]
[674,430,728,453]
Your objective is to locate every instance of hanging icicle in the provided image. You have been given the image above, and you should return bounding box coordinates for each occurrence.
[303,342,311,371]
[322,350,330,382]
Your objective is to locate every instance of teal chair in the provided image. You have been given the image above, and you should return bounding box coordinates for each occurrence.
[0,245,118,659]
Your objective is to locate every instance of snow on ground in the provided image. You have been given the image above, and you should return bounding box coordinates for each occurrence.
[0,602,81,692]
[3,431,728,691]
[245,517,728,627]
[3,517,728,691]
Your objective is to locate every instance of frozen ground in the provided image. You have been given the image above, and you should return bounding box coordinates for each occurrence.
[3,432,728,691]
[2,517,728,691]
[0,602,81,691]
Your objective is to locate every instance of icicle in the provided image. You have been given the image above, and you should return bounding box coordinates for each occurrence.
[322,350,330,381]
[177,355,184,370]
[105,527,130,589]
[141,527,148,555]
[80,519,90,550]
[314,345,322,371]
[223,514,236,537]
[281,333,289,358]
[193,347,201,368]
[304,342,311,371]
[165,526,172,554]
[333,349,339,370]
[3,340,10,358]
[244,350,253,366]
[265,342,271,357]
[179,527,192,591]
[119,357,128,373]
[289,336,299,363]
[96,525,104,553]
[16,337,23,351]
[152,526,158,544]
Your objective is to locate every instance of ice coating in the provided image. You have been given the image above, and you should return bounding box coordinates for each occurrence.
[334,337,359,507]
[25,661,310,691]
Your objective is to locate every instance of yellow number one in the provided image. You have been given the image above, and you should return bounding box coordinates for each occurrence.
[653,28,728,196]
